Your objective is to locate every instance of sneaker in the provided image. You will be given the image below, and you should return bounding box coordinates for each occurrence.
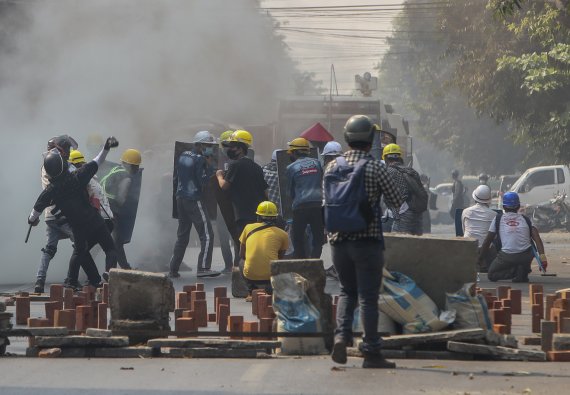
[331,340,347,364]
[102,272,109,282]
[168,272,180,279]
[34,278,45,294]
[221,267,233,274]
[362,354,396,369]
[63,278,81,292]
[197,269,221,278]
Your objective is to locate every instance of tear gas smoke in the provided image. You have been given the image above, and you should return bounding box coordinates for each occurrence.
[0,0,302,284]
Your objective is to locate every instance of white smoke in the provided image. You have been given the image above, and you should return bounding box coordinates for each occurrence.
[0,0,302,284]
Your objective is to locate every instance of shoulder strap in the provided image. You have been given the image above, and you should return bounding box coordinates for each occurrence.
[245,223,274,242]
[494,212,503,251]
[522,214,532,231]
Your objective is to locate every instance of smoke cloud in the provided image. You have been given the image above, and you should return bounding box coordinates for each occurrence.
[0,0,302,284]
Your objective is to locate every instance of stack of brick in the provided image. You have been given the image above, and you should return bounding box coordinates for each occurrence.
[250,290,275,340]
[539,288,570,361]
[0,301,13,330]
[477,285,520,335]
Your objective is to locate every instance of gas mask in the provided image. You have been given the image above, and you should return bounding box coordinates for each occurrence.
[203,147,215,157]
[226,148,240,160]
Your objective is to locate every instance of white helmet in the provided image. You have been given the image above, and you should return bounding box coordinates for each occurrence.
[193,130,216,144]
[322,141,342,156]
[472,185,492,204]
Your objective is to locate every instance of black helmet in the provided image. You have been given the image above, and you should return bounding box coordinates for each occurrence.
[479,173,489,182]
[43,151,68,179]
[344,115,374,144]
[451,169,459,178]
[52,135,78,159]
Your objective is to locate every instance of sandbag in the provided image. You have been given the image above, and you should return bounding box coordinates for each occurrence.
[446,283,492,330]
[379,269,454,334]
[272,272,326,355]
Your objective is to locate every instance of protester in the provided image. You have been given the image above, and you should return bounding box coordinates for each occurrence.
[450,169,466,219]
[324,114,403,369]
[479,173,489,186]
[479,192,547,282]
[262,149,281,213]
[217,130,237,273]
[420,174,432,234]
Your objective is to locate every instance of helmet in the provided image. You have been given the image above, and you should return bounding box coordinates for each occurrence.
[382,143,402,160]
[219,130,234,142]
[502,191,520,208]
[193,130,216,144]
[287,137,310,153]
[451,169,459,178]
[479,173,489,182]
[43,151,67,179]
[68,150,86,165]
[322,141,342,156]
[256,201,278,217]
[50,135,77,158]
[343,115,374,144]
[472,185,492,204]
[229,130,253,147]
[121,149,142,166]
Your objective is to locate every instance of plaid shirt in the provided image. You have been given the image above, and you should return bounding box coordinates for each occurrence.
[324,150,404,244]
[386,163,421,219]
[262,161,281,211]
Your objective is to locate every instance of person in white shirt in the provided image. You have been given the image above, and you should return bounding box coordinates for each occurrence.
[462,185,497,272]
[479,192,548,283]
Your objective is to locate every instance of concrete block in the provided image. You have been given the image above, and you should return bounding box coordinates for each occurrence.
[54,346,154,358]
[218,305,229,334]
[553,334,570,351]
[49,285,64,302]
[86,328,112,337]
[35,335,129,348]
[15,296,30,325]
[54,309,75,330]
[108,269,174,332]
[228,315,244,339]
[98,303,108,329]
[45,301,63,326]
[382,234,477,309]
[447,341,545,361]
[541,320,556,352]
[63,288,75,310]
[508,289,521,314]
[532,304,542,333]
[161,347,260,358]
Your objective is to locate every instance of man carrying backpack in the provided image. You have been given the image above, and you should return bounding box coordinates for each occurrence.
[479,192,548,282]
[383,144,426,235]
[323,115,403,369]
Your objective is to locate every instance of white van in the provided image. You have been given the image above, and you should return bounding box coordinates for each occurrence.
[510,165,569,206]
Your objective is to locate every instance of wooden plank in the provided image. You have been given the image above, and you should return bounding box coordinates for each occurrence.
[347,347,474,360]
[147,338,280,349]
[35,335,129,348]
[447,341,546,361]
[379,329,486,349]
[161,347,261,358]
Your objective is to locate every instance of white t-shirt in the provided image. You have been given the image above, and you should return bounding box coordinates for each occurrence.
[462,203,497,247]
[489,212,532,254]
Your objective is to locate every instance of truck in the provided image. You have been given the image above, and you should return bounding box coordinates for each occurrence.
[509,165,570,206]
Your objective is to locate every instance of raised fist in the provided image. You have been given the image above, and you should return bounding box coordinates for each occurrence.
[104,136,119,150]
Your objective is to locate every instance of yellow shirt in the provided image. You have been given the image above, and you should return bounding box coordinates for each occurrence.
[239,222,289,281]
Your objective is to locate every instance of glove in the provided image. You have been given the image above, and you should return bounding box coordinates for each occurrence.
[540,254,548,270]
[28,217,40,226]
[104,136,119,150]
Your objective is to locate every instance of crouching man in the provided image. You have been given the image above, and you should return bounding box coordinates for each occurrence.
[479,192,548,283]
[239,201,288,301]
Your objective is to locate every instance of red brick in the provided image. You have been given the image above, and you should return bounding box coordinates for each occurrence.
[216,297,230,324]
[182,310,194,318]
[492,301,503,309]
[529,284,543,297]
[534,293,544,319]
[562,318,570,334]
[547,351,570,362]
[36,318,50,327]
[559,291,570,300]
[493,324,508,334]
[208,313,217,322]
[541,320,556,352]
[98,303,108,329]
[532,304,542,333]
[191,291,206,307]
[259,318,275,340]
[27,317,43,327]
[174,308,187,319]
[63,288,75,310]
[176,292,189,309]
[195,283,205,292]
[502,307,512,333]
[243,321,259,340]
[44,301,63,326]
[182,285,196,294]
[54,309,75,330]
[218,304,229,334]
[228,315,244,339]
[102,283,109,305]
[15,296,30,325]
[72,296,85,308]
[49,284,64,301]
[75,305,91,332]
[554,299,570,310]
[508,289,522,314]
[501,299,512,308]
[89,301,100,329]
[193,300,208,328]
[497,286,510,301]
[213,286,227,309]
[251,289,265,316]
[545,294,557,322]
[258,295,273,319]
[38,348,62,358]
[176,317,196,336]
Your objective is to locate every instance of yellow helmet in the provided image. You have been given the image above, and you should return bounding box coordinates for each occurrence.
[382,143,402,160]
[68,150,86,165]
[121,149,142,166]
[229,130,253,147]
[255,201,278,217]
[287,137,310,153]
[219,130,234,142]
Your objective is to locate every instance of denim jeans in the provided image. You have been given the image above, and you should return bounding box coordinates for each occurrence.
[331,239,384,355]
[292,206,324,259]
[37,221,74,280]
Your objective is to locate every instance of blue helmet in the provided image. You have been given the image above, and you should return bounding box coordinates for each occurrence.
[502,192,520,208]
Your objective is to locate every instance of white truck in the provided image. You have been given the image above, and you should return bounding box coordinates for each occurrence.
[509,165,569,206]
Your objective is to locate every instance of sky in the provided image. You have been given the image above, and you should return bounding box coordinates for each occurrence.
[260,0,406,94]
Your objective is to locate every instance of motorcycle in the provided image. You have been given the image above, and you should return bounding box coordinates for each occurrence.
[528,193,570,232]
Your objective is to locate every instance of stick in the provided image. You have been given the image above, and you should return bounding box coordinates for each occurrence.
[24,224,32,243]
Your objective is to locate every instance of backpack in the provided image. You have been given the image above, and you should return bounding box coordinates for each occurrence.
[323,157,373,233]
[394,167,428,213]
[494,212,532,251]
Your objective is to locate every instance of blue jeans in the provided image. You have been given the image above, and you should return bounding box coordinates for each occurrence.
[37,221,74,280]
[331,239,384,355]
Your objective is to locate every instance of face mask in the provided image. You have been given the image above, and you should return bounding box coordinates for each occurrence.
[226,149,239,160]
[203,147,214,157]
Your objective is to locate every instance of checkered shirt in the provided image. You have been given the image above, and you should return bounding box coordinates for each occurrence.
[386,163,421,218]
[262,161,281,211]
[324,150,404,244]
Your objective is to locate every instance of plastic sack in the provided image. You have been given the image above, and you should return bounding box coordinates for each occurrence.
[379,269,454,334]
[271,272,326,355]
[446,283,492,330]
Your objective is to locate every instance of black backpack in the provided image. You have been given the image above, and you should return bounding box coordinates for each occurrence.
[394,167,428,213]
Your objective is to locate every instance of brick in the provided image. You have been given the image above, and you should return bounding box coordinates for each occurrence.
[489,309,506,326]
[502,307,512,332]
[98,303,108,329]
[72,296,85,308]
[213,286,227,310]
[547,351,570,362]
[554,299,570,310]
[243,321,259,340]
[529,284,543,298]
[501,299,511,308]
[561,318,570,334]
[89,301,100,329]
[27,317,43,327]
[176,292,189,309]
[492,301,503,309]
[182,310,194,318]
[190,291,206,309]
[102,283,109,305]
[174,308,186,320]
[49,284,64,302]
[533,293,544,319]
[193,300,208,328]
[493,324,508,334]
[175,317,196,335]
[545,294,557,322]
[45,301,63,326]
[497,286,510,301]
[63,288,75,310]
[531,304,542,333]
[208,313,217,322]
[16,296,31,325]
[508,289,521,314]
[541,320,556,352]
[228,315,244,339]
[79,289,92,303]
[559,290,570,300]
[216,297,230,324]
[258,295,273,319]
[259,318,274,340]
[251,289,265,316]
[195,283,205,292]
[182,285,196,295]
[54,309,76,330]
[218,304,229,334]
[75,305,91,332]
[551,308,570,333]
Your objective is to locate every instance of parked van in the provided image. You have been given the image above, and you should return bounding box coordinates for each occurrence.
[510,165,569,206]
